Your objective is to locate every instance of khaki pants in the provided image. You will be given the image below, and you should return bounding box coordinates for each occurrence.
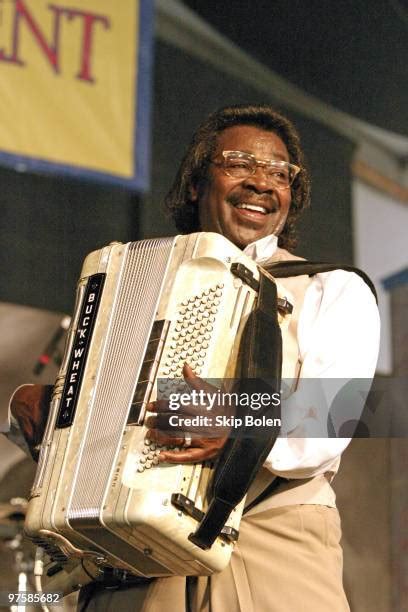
[79,505,350,612]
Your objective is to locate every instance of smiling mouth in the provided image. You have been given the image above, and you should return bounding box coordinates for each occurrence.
[233,201,281,217]
[235,203,268,214]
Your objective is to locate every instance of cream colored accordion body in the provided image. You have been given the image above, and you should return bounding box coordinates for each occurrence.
[24,232,281,592]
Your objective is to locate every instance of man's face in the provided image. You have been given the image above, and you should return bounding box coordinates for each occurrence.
[195,125,292,249]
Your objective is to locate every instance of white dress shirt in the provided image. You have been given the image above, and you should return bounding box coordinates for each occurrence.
[243,234,380,479]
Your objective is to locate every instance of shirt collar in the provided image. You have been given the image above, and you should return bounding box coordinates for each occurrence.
[243,234,278,264]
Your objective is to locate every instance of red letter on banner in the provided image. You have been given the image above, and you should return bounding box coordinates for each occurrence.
[0,0,64,72]
[64,9,110,83]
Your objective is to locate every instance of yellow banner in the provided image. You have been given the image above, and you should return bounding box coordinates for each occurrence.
[0,0,152,188]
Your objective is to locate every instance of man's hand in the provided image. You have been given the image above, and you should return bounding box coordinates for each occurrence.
[10,384,53,461]
[145,364,231,464]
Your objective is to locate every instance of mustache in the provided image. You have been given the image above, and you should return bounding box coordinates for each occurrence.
[226,191,279,212]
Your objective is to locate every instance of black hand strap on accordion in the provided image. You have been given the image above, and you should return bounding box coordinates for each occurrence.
[189,271,282,550]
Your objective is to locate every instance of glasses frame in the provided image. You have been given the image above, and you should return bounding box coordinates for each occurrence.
[212,150,301,190]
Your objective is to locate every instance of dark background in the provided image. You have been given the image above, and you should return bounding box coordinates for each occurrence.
[0,1,406,314]
[183,0,408,138]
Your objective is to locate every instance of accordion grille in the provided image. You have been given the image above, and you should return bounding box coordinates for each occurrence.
[67,237,174,519]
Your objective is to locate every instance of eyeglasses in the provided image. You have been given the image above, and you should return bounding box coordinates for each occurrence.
[212,150,300,189]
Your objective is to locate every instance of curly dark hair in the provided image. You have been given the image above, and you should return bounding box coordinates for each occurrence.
[164,104,311,251]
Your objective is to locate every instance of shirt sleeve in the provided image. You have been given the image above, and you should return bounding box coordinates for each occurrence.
[265,270,380,478]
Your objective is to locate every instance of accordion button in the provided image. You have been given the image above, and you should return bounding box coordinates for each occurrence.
[137,466,145,472]
[139,457,147,464]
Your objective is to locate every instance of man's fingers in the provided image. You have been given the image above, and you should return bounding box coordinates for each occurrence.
[145,415,226,438]
[182,363,219,394]
[146,399,169,413]
[158,436,228,464]
[159,445,220,463]
[145,429,227,463]
[145,428,185,448]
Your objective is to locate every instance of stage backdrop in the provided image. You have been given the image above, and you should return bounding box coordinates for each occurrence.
[0,0,152,190]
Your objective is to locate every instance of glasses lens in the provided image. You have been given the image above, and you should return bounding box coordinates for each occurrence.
[223,153,254,178]
[266,162,291,187]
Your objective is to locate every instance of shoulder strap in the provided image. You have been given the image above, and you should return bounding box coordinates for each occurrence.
[263,261,377,303]
[243,476,286,514]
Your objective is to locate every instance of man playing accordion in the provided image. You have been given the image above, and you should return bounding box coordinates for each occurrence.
[8,104,379,611]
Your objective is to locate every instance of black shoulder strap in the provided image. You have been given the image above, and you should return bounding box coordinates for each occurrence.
[263,261,377,303]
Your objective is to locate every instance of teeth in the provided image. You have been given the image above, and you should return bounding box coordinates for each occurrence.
[236,203,268,214]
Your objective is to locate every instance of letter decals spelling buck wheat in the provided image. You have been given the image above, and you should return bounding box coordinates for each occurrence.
[57,273,105,428]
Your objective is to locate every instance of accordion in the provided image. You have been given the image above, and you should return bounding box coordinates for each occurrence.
[25,232,289,593]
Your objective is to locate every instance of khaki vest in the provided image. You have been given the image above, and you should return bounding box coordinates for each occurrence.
[245,247,337,513]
